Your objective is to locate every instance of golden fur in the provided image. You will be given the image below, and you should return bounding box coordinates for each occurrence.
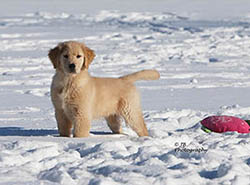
[49,41,160,137]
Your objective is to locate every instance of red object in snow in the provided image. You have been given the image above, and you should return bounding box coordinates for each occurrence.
[201,115,250,133]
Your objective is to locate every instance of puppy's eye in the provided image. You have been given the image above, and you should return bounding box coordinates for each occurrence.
[76,55,82,59]
[64,55,68,59]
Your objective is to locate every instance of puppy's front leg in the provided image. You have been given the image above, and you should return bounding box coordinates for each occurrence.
[73,117,91,137]
[70,107,91,137]
[55,109,72,137]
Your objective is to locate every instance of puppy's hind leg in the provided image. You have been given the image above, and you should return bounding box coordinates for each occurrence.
[105,114,123,134]
[119,98,149,137]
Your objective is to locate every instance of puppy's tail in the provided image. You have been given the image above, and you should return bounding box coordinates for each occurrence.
[120,69,160,83]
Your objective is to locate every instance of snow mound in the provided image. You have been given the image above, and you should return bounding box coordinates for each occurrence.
[0,108,250,184]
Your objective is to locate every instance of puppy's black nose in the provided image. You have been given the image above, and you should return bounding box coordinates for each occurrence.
[69,64,75,70]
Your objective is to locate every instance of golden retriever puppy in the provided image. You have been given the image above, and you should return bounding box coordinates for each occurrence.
[49,41,160,137]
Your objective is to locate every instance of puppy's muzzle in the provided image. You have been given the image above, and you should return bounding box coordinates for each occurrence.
[69,63,76,72]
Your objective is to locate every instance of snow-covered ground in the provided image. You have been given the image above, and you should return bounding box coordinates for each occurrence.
[0,1,250,184]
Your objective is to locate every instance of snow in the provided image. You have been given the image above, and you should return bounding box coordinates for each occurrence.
[1,0,250,184]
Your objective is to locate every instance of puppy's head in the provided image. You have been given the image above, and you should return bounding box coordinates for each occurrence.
[48,41,95,74]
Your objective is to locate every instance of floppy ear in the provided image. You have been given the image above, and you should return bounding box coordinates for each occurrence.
[48,44,62,69]
[81,44,95,70]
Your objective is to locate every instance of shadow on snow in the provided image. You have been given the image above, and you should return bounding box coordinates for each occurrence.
[0,127,113,137]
